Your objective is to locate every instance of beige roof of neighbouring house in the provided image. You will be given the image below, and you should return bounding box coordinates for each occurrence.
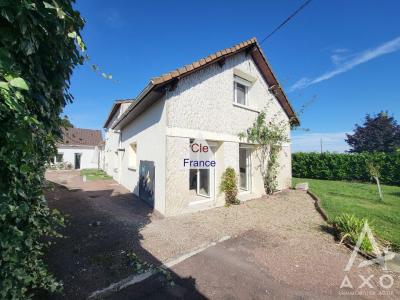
[58,127,103,147]
[112,37,298,129]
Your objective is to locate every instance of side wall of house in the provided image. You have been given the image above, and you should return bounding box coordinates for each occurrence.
[103,103,132,181]
[164,52,291,215]
[119,98,167,215]
[104,109,121,181]
[57,147,98,169]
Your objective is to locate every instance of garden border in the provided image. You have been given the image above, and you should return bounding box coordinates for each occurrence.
[305,190,376,260]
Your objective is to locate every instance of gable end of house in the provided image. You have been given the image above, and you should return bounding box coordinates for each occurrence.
[110,38,298,130]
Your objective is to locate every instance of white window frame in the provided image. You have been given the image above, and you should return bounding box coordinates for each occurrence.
[234,76,251,106]
[239,146,252,192]
[128,142,137,170]
[197,168,211,198]
[189,140,216,198]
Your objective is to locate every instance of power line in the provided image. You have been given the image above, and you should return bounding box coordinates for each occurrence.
[260,0,313,45]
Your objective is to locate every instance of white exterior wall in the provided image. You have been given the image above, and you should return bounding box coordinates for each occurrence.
[166,52,290,135]
[118,98,167,215]
[103,103,132,181]
[104,109,121,181]
[103,51,292,217]
[57,147,99,169]
[164,52,291,215]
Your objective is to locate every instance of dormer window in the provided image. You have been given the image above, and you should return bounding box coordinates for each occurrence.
[234,75,251,106]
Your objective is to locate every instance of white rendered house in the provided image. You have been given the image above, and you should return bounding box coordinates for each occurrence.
[103,38,298,216]
[53,128,103,170]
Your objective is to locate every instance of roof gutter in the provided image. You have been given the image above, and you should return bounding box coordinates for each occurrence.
[112,82,156,130]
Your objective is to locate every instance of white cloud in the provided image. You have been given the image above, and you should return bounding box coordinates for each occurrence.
[330,48,350,65]
[291,132,351,153]
[289,36,400,92]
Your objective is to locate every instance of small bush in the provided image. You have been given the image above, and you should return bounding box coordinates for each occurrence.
[220,167,239,206]
[48,162,73,170]
[332,213,373,252]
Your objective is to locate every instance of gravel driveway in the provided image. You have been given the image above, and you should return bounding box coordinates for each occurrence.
[45,170,399,299]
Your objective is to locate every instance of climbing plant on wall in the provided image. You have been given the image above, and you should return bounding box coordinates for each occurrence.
[239,110,289,194]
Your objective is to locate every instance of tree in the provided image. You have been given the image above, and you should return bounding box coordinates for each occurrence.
[367,161,383,201]
[60,114,74,128]
[346,112,400,153]
[0,1,84,298]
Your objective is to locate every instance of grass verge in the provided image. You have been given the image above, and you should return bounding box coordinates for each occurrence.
[80,169,112,181]
[293,178,400,251]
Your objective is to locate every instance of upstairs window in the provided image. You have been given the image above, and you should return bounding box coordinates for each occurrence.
[234,76,251,106]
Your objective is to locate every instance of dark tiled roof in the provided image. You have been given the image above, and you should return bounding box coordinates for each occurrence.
[151,38,258,85]
[59,127,102,146]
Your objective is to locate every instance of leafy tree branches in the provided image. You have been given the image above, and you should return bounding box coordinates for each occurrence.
[0,1,84,298]
[346,112,400,153]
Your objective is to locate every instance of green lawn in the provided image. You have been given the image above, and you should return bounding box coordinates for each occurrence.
[293,178,400,251]
[80,169,112,181]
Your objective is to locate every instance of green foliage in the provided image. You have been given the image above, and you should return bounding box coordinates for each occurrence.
[239,111,289,194]
[332,214,373,252]
[366,160,384,201]
[126,250,152,274]
[0,1,84,298]
[366,160,381,178]
[292,178,400,251]
[60,115,74,128]
[292,152,400,186]
[346,111,400,153]
[220,167,239,205]
[80,169,112,181]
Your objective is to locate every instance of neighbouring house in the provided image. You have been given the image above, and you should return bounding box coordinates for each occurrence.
[52,127,103,169]
[103,38,298,216]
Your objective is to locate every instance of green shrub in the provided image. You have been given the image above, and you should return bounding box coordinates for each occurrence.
[292,152,400,185]
[332,214,373,252]
[220,167,239,206]
[0,1,84,298]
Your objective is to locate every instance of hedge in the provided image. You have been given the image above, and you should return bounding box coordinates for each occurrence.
[0,1,84,298]
[292,152,400,186]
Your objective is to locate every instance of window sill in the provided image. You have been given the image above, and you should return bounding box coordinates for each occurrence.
[239,189,250,194]
[197,193,211,198]
[128,166,137,171]
[233,103,260,113]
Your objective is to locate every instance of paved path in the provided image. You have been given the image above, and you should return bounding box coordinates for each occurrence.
[45,170,400,299]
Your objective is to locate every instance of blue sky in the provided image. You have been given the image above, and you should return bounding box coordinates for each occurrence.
[66,0,400,152]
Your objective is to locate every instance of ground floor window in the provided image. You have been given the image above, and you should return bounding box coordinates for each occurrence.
[198,169,210,197]
[189,169,197,190]
[188,139,214,198]
[239,147,251,191]
[189,164,211,197]
[128,142,137,169]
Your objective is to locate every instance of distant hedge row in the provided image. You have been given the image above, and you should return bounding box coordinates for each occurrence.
[292,152,400,186]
